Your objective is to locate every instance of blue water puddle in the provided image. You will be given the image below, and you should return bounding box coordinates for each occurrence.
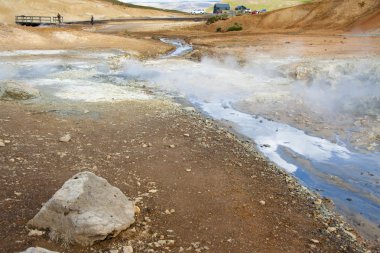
[195,99,380,239]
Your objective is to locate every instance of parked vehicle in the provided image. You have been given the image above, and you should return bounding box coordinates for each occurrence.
[191,9,206,15]
[251,10,259,15]
[244,8,252,13]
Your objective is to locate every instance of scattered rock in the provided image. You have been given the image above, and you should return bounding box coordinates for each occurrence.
[59,134,71,143]
[314,199,322,205]
[122,246,133,253]
[327,227,337,233]
[259,200,266,205]
[186,169,192,172]
[0,140,5,147]
[19,247,59,253]
[109,250,118,253]
[134,205,141,215]
[28,229,45,236]
[169,144,175,148]
[0,81,40,100]
[343,230,357,240]
[183,133,190,137]
[184,107,196,112]
[149,189,158,193]
[310,239,319,244]
[27,171,135,246]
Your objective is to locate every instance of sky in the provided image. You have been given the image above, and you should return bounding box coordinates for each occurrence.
[118,0,220,11]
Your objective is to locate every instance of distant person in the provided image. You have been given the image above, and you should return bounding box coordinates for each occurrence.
[57,13,61,24]
[91,15,94,25]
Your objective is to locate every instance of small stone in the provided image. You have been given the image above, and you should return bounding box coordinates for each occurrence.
[4,140,10,144]
[186,169,192,172]
[134,206,141,215]
[179,247,184,252]
[122,246,133,253]
[149,189,158,193]
[344,230,357,240]
[166,240,175,245]
[144,217,152,222]
[59,134,71,142]
[14,191,22,196]
[183,133,190,137]
[169,144,175,148]
[148,143,152,147]
[142,143,148,148]
[259,200,266,205]
[170,209,175,213]
[0,140,5,147]
[327,227,337,233]
[314,199,322,205]
[310,239,319,244]
[157,240,166,246]
[109,250,118,253]
[184,107,196,112]
[84,110,90,114]
[165,209,171,215]
[28,229,45,236]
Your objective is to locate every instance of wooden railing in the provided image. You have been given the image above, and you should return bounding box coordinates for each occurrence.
[15,16,63,26]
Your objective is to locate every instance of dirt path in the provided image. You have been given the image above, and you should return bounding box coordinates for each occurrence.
[0,99,370,253]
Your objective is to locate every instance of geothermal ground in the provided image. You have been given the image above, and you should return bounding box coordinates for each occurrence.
[0,0,380,252]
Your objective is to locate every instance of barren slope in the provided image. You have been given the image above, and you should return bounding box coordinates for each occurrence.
[203,0,380,32]
[0,0,182,24]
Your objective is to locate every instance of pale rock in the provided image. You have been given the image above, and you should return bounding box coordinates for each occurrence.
[185,169,192,172]
[343,230,357,240]
[27,171,135,246]
[122,246,133,253]
[183,133,190,137]
[184,107,196,112]
[259,200,266,205]
[109,250,118,253]
[19,247,59,253]
[327,227,337,233]
[0,140,5,147]
[169,144,175,148]
[149,189,158,193]
[134,205,141,215]
[0,81,40,100]
[59,134,71,143]
[310,239,319,244]
[28,229,45,236]
[314,199,322,205]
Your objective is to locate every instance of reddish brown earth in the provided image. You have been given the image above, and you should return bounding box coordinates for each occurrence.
[0,100,371,253]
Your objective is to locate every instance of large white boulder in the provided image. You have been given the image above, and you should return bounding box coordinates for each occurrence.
[19,247,59,253]
[27,171,135,246]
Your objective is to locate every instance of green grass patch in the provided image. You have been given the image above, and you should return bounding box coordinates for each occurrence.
[227,23,242,31]
[206,13,229,25]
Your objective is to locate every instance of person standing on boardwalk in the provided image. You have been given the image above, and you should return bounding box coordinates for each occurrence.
[57,13,61,24]
[91,15,94,25]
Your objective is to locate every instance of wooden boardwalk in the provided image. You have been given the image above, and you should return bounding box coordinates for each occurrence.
[15,16,62,26]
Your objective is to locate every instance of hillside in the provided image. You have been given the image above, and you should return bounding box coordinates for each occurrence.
[209,0,313,12]
[0,0,183,24]
[204,0,380,32]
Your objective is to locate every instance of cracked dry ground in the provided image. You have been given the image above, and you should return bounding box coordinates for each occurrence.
[0,99,368,253]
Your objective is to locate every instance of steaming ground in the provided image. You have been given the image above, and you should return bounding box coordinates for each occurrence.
[0,44,379,243]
